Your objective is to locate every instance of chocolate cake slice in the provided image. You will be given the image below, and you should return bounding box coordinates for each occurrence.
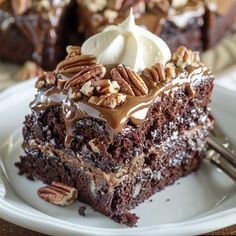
[77,0,236,52]
[0,0,79,69]
[16,13,214,227]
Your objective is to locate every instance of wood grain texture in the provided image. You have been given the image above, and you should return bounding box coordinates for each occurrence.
[0,219,236,235]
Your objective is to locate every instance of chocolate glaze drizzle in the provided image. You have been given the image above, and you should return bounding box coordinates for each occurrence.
[31,63,213,148]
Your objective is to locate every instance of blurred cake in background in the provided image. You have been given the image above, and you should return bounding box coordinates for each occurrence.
[0,0,79,69]
[0,0,236,71]
[77,0,236,52]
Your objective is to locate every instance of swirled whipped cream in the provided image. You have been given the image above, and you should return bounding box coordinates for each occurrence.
[81,9,171,72]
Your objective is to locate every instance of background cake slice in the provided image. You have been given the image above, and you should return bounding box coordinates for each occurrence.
[1,0,236,70]
[77,0,236,52]
[16,13,214,227]
[0,0,79,69]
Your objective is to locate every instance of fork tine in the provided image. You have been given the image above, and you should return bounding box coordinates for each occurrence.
[207,151,236,181]
[207,134,236,167]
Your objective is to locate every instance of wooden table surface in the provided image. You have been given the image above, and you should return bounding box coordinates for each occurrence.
[0,218,235,235]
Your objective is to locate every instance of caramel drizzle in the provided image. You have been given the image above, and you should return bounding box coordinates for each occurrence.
[31,65,212,148]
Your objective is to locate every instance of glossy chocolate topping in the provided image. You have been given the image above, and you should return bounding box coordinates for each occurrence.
[31,60,212,148]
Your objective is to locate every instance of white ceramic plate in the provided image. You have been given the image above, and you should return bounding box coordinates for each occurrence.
[0,72,236,236]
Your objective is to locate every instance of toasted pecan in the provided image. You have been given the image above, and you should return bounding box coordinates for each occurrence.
[143,62,176,83]
[110,65,148,96]
[64,64,106,89]
[56,55,96,74]
[172,46,200,68]
[88,93,126,109]
[37,182,77,206]
[66,45,81,58]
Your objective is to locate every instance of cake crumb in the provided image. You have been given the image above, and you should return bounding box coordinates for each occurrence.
[166,198,170,202]
[112,212,139,227]
[78,205,87,216]
[149,199,153,202]
[26,175,35,181]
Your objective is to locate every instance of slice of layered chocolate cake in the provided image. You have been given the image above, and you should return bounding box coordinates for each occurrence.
[16,12,214,227]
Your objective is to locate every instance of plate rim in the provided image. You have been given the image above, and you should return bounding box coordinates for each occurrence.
[1,191,236,236]
[0,79,236,236]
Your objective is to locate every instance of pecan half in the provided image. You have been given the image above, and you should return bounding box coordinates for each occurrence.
[64,64,106,89]
[165,63,176,80]
[110,65,148,96]
[45,72,57,85]
[11,0,32,15]
[93,79,120,95]
[80,0,107,12]
[66,45,81,58]
[56,54,96,74]
[148,0,170,15]
[37,182,78,206]
[35,76,45,89]
[80,79,120,97]
[35,72,57,89]
[172,46,200,68]
[143,63,166,83]
[68,87,82,101]
[57,74,69,89]
[143,62,176,83]
[185,83,196,98]
[110,67,134,96]
[108,0,145,16]
[80,81,95,97]
[88,93,126,109]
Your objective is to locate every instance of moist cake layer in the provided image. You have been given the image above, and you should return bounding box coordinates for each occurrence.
[17,121,211,226]
[21,68,213,172]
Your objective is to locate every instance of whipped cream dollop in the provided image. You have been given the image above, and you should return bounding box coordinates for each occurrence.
[81,10,171,72]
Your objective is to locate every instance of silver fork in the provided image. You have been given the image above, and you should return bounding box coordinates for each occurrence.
[0,163,6,198]
[207,131,236,181]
